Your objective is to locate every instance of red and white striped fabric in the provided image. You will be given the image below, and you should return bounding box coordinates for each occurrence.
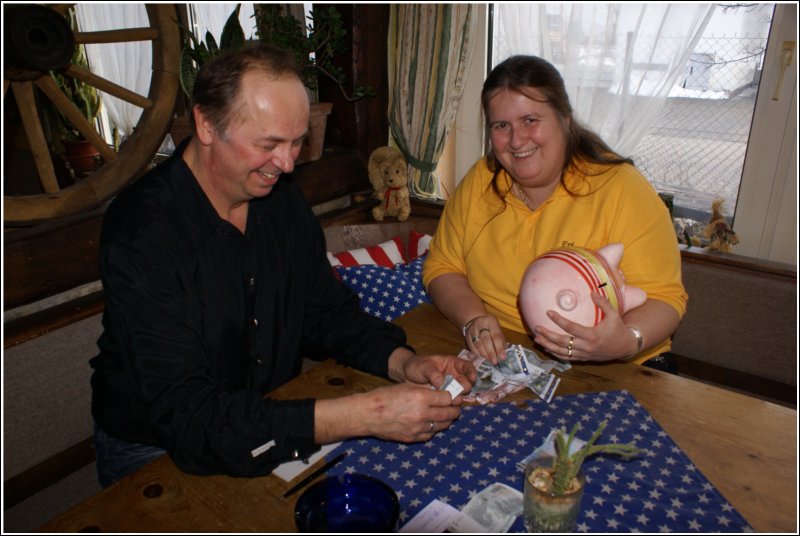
[327,236,406,268]
[408,230,433,260]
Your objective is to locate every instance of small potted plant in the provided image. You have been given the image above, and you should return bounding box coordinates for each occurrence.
[254,4,374,163]
[523,420,642,532]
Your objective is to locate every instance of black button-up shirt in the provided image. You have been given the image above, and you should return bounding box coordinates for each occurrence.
[91,141,408,477]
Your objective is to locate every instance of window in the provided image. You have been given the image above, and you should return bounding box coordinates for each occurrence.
[467,3,796,264]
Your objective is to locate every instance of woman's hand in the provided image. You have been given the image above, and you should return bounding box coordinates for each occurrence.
[533,292,638,361]
[426,273,506,363]
[462,314,507,364]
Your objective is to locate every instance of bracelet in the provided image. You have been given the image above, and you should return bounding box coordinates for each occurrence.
[627,326,644,355]
[461,316,480,337]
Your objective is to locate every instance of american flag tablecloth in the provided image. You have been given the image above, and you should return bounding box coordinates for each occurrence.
[327,390,752,532]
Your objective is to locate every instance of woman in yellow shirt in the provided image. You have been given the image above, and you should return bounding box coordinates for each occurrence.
[423,55,687,368]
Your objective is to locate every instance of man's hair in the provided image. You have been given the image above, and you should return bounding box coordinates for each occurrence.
[190,43,303,138]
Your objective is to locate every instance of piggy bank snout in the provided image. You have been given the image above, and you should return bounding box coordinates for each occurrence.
[556,289,579,311]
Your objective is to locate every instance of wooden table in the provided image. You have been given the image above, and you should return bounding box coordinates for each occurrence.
[39,304,796,533]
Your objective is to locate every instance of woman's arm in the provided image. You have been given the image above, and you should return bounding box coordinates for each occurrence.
[427,273,507,363]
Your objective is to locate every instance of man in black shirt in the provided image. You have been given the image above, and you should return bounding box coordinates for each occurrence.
[91,44,476,485]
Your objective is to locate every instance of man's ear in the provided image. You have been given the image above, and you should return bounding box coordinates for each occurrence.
[193,105,215,145]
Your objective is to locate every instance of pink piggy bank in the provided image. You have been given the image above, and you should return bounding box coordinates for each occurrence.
[519,243,647,335]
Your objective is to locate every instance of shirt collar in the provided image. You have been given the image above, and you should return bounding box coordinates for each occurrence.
[167,137,274,239]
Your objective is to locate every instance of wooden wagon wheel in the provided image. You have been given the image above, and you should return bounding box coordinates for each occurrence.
[3,3,180,225]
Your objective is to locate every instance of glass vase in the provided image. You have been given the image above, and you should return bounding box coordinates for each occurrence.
[523,456,585,533]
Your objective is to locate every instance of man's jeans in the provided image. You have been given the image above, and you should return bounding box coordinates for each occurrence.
[93,423,166,488]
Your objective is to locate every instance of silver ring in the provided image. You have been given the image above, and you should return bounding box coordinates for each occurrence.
[428,421,434,433]
[471,334,480,343]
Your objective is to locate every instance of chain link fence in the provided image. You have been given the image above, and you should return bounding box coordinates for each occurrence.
[632,35,767,221]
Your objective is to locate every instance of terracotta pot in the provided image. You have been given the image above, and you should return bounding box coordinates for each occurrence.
[523,456,585,532]
[61,138,102,175]
[296,102,333,165]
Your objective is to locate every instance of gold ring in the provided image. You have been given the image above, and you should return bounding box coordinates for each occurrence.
[567,336,574,351]
[568,347,573,358]
[428,421,434,433]
[479,328,490,335]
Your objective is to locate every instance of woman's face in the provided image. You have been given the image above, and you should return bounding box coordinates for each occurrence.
[486,87,567,191]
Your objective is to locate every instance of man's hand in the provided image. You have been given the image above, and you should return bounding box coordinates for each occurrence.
[391,351,477,396]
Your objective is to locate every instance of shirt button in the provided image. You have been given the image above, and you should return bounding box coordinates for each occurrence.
[248,275,255,286]
[251,318,259,327]
[255,357,263,365]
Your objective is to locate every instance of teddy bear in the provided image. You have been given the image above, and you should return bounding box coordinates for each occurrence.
[368,146,411,222]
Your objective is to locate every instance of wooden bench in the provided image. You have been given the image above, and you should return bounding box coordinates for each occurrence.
[669,247,797,404]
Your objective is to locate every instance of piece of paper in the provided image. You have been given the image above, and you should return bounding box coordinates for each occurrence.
[400,499,485,533]
[272,442,341,482]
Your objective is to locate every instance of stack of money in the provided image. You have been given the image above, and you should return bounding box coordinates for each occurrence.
[458,344,570,405]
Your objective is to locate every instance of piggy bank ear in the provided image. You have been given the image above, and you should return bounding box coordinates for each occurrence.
[597,243,624,269]
[622,284,647,313]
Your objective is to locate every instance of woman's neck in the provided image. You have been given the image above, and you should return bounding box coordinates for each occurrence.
[512,177,560,211]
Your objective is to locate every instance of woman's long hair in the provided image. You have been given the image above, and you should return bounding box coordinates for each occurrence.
[482,55,633,200]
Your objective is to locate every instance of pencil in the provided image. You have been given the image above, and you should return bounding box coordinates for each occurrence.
[282,452,347,498]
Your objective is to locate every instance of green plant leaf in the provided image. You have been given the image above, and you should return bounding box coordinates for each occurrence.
[179,46,198,98]
[220,3,245,52]
[205,31,219,57]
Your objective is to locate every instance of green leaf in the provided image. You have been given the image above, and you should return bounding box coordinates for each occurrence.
[179,46,197,97]
[220,3,245,51]
[205,31,219,57]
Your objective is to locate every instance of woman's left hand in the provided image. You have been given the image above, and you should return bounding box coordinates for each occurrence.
[533,292,638,362]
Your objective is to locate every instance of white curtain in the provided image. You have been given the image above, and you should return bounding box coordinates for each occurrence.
[75,4,151,138]
[493,3,715,155]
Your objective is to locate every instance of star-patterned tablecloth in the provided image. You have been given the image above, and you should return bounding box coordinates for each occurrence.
[326,390,752,533]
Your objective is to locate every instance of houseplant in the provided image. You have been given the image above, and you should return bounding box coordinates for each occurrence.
[43,7,103,176]
[253,4,374,103]
[178,4,371,162]
[177,4,245,98]
[523,420,642,532]
[254,4,374,163]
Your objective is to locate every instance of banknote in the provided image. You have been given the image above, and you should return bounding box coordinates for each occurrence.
[460,482,523,532]
[517,428,589,470]
[458,345,564,405]
[439,374,465,399]
[526,372,560,403]
[519,345,572,373]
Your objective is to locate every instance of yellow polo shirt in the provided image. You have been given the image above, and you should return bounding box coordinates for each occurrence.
[423,157,687,363]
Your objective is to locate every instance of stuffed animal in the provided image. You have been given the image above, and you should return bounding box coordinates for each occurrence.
[703,198,739,252]
[368,146,411,222]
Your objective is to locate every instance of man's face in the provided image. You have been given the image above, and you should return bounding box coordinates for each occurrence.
[203,71,310,202]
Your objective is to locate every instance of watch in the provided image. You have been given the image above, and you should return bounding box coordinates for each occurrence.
[627,326,644,355]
